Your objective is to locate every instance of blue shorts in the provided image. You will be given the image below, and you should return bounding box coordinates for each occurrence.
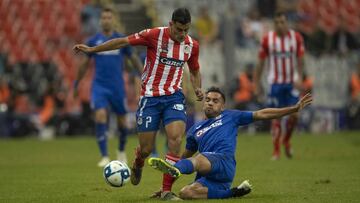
[267,84,299,108]
[136,91,187,132]
[91,85,127,115]
[195,152,236,191]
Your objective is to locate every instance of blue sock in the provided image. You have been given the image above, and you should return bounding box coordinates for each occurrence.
[207,188,233,199]
[118,127,128,151]
[174,159,194,174]
[95,123,108,157]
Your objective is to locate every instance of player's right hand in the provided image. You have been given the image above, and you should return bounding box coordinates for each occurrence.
[73,44,93,53]
[195,88,204,101]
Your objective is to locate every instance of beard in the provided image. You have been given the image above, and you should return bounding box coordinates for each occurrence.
[204,108,217,118]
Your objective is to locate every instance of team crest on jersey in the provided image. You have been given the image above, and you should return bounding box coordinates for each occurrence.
[137,117,143,125]
[184,45,191,54]
[160,42,168,53]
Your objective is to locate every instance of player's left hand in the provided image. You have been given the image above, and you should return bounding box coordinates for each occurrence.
[296,93,312,111]
[195,88,204,101]
[73,44,93,53]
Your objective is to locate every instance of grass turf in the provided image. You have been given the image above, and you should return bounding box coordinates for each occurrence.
[0,132,359,202]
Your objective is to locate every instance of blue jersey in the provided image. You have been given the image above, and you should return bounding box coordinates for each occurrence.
[186,110,253,157]
[87,32,132,91]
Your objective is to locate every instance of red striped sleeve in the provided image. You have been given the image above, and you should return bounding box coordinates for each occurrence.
[187,40,200,71]
[295,32,305,57]
[128,28,157,46]
[259,34,269,59]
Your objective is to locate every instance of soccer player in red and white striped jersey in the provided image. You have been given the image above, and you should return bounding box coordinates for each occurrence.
[254,12,305,160]
[74,8,203,200]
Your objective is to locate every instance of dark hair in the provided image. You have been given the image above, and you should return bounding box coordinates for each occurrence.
[206,87,226,103]
[172,8,191,24]
[275,11,287,19]
[102,7,113,13]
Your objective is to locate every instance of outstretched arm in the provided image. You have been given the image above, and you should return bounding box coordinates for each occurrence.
[189,69,204,101]
[73,37,130,54]
[253,93,312,121]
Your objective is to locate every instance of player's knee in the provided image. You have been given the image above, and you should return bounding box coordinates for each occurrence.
[117,116,127,128]
[139,145,153,158]
[167,136,182,153]
[95,110,107,123]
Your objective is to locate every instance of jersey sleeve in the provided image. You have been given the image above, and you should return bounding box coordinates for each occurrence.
[231,110,254,126]
[258,34,269,60]
[127,28,153,46]
[187,40,200,71]
[296,32,305,57]
[185,130,198,152]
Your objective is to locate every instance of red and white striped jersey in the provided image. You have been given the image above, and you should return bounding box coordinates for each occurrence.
[128,27,200,97]
[258,30,305,84]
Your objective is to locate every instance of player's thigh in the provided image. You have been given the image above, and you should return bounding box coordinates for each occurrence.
[286,86,300,106]
[200,152,235,183]
[136,97,161,132]
[91,85,110,110]
[179,182,208,200]
[267,84,287,108]
[192,154,212,174]
[163,91,187,125]
[109,91,127,116]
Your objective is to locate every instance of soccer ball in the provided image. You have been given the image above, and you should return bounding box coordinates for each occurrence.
[103,160,131,187]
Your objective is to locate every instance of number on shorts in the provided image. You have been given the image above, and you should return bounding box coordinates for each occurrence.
[145,116,152,128]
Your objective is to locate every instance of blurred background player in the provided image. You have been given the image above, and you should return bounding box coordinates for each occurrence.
[74,7,142,167]
[148,87,312,200]
[73,8,203,200]
[254,11,305,160]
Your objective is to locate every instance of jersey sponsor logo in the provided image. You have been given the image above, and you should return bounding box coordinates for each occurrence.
[173,104,184,111]
[159,56,185,67]
[196,119,223,137]
[274,51,292,58]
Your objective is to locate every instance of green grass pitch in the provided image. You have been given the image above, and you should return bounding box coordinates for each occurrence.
[0,132,359,202]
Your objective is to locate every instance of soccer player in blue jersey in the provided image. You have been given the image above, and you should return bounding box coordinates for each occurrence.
[74,8,142,167]
[149,87,312,199]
